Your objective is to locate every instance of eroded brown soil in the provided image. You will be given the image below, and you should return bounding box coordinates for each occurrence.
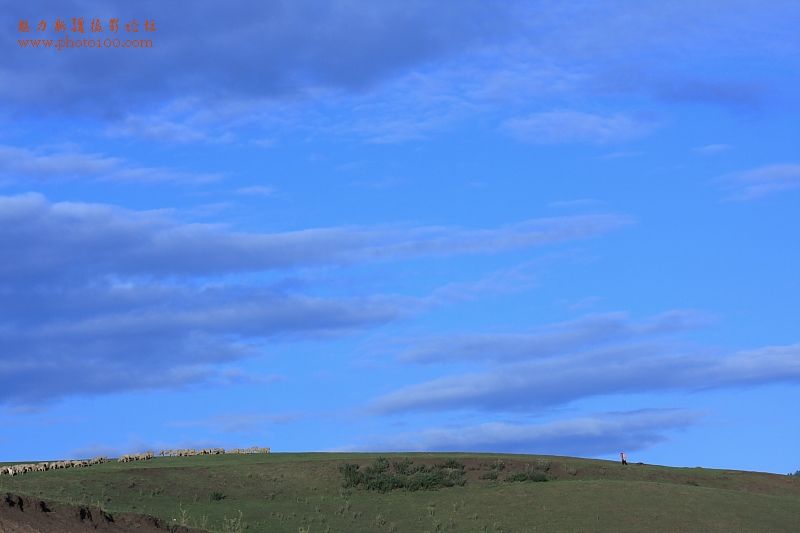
[0,493,205,533]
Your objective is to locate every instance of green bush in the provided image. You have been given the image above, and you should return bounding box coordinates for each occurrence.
[339,463,362,488]
[391,458,414,475]
[369,456,390,474]
[436,458,465,470]
[490,460,506,471]
[339,457,466,492]
[505,465,549,483]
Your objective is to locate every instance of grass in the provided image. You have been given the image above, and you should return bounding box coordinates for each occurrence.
[1,452,799,532]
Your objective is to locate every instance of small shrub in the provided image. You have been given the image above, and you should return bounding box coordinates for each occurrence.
[505,467,548,483]
[178,503,189,526]
[437,458,465,470]
[221,510,244,533]
[210,491,227,501]
[339,457,466,492]
[392,458,414,475]
[339,463,362,488]
[490,460,506,471]
[370,456,390,473]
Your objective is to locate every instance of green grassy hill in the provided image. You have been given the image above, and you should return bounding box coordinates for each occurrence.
[2,453,799,532]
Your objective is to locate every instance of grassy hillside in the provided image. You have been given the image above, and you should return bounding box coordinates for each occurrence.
[1,453,799,532]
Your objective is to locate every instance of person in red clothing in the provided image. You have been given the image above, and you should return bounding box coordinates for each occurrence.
[620,451,628,465]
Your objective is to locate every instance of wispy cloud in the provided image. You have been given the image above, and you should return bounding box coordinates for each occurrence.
[349,409,701,456]
[234,185,275,196]
[503,110,656,144]
[426,260,541,306]
[0,144,221,183]
[167,412,304,434]
[720,164,800,200]
[0,193,631,406]
[250,138,277,148]
[397,311,711,364]
[0,193,632,283]
[694,143,731,155]
[548,198,605,210]
[612,75,766,110]
[599,150,641,160]
[0,282,404,405]
[106,115,235,144]
[371,342,800,414]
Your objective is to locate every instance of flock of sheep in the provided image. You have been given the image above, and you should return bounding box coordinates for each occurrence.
[159,446,270,457]
[0,456,107,476]
[226,446,271,455]
[0,446,270,477]
[159,448,225,456]
[118,451,154,462]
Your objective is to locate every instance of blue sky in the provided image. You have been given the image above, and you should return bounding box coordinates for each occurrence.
[1,1,799,474]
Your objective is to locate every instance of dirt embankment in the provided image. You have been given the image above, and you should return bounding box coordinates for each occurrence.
[0,493,205,533]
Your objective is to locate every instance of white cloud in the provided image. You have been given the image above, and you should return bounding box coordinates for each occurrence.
[234,185,275,196]
[721,163,800,200]
[0,193,632,406]
[0,144,221,183]
[350,409,701,456]
[0,282,404,405]
[503,110,656,144]
[167,412,303,434]
[694,143,731,155]
[106,115,234,144]
[398,310,711,364]
[0,193,632,283]
[372,339,800,414]
[548,198,605,209]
